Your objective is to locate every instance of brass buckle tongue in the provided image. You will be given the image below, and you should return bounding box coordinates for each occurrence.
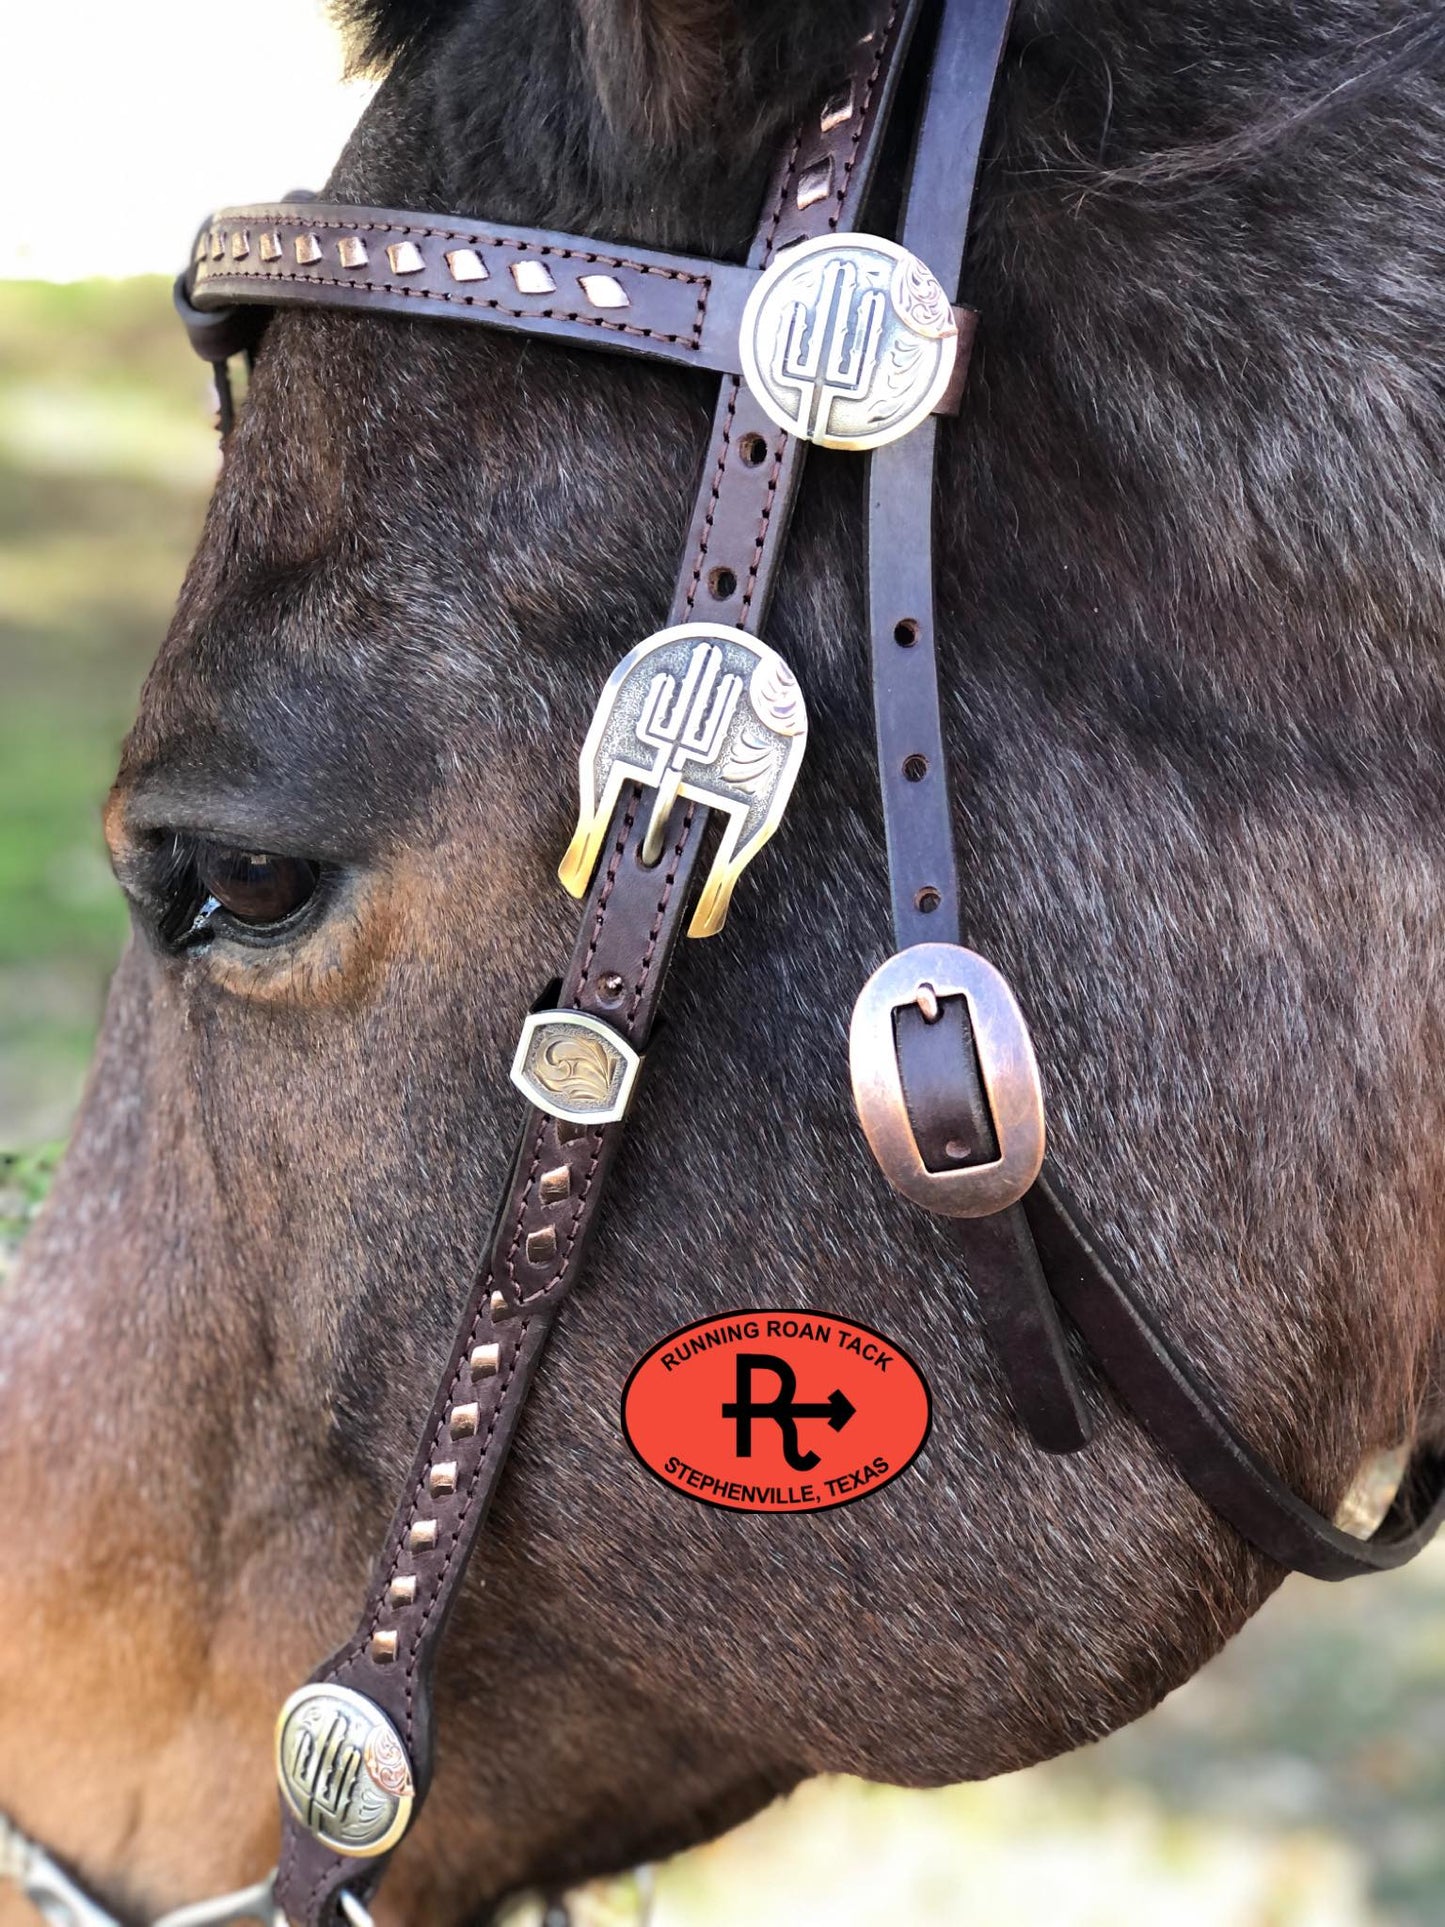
[558,622,807,939]
[849,944,1045,1218]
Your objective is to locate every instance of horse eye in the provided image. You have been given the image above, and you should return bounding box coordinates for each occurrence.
[194,841,320,927]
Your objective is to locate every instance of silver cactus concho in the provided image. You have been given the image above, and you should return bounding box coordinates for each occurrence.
[275,1685,415,1859]
[559,622,808,938]
[739,233,959,451]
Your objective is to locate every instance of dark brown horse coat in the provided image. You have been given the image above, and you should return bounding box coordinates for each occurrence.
[4,1,1445,1919]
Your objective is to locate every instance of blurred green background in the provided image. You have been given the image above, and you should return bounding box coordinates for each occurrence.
[4,273,1445,1927]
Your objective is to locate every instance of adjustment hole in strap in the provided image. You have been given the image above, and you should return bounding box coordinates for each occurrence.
[915,886,942,914]
[903,754,929,783]
[708,565,739,600]
[738,432,770,467]
[894,618,920,647]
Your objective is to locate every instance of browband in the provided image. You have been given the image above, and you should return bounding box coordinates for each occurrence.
[177,2,1445,1920]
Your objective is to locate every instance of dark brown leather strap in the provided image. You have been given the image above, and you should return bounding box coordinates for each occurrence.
[862,0,1091,1455]
[187,203,757,375]
[861,0,1445,1555]
[276,786,712,1927]
[895,1002,1091,1453]
[273,7,926,1919]
[1025,1170,1445,1579]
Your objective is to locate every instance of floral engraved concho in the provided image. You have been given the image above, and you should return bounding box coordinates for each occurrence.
[559,623,809,938]
[511,1012,644,1126]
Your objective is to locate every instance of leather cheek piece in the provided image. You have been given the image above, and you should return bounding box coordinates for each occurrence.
[895,1002,1093,1455]
[273,6,934,1919]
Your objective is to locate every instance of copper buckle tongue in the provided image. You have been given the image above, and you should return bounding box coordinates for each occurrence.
[849,944,1046,1218]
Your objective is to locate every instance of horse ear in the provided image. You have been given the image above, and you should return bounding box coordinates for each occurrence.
[333,0,469,72]
[578,0,735,148]
[578,0,879,150]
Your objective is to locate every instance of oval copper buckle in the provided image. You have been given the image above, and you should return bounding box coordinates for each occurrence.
[849,943,1045,1218]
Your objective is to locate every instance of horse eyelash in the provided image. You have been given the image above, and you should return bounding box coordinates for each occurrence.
[154,833,214,950]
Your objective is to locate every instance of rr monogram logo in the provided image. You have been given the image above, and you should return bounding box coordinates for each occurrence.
[635,641,744,862]
[772,256,886,440]
[275,1684,416,1857]
[291,1712,364,1832]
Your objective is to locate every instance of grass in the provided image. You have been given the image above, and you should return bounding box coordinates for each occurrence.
[4,275,1444,1925]
[0,277,212,1143]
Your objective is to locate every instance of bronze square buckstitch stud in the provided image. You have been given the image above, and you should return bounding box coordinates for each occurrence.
[795,158,835,211]
[445,247,489,283]
[820,86,855,132]
[579,273,629,310]
[526,1225,558,1265]
[387,241,425,275]
[510,259,556,295]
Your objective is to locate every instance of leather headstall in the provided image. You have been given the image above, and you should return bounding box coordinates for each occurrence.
[165,1,1445,1921]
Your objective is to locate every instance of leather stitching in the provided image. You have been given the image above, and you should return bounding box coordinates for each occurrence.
[680,380,742,616]
[356,798,695,1746]
[740,432,792,619]
[208,213,709,279]
[758,127,806,267]
[576,789,642,998]
[624,802,697,1029]
[199,217,712,349]
[829,0,903,231]
[198,267,709,350]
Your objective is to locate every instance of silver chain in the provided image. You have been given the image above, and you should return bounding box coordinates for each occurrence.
[0,1813,373,1927]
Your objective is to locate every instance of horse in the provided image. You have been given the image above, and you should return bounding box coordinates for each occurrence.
[5,0,1445,1918]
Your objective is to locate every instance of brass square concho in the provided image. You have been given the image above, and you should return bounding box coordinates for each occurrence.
[739,234,959,451]
[511,1010,642,1126]
[275,1684,415,1859]
[559,623,808,938]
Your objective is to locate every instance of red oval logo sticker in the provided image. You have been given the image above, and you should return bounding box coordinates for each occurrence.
[621,1310,931,1513]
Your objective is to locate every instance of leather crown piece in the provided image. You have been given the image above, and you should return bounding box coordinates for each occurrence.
[176,0,1445,1920]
